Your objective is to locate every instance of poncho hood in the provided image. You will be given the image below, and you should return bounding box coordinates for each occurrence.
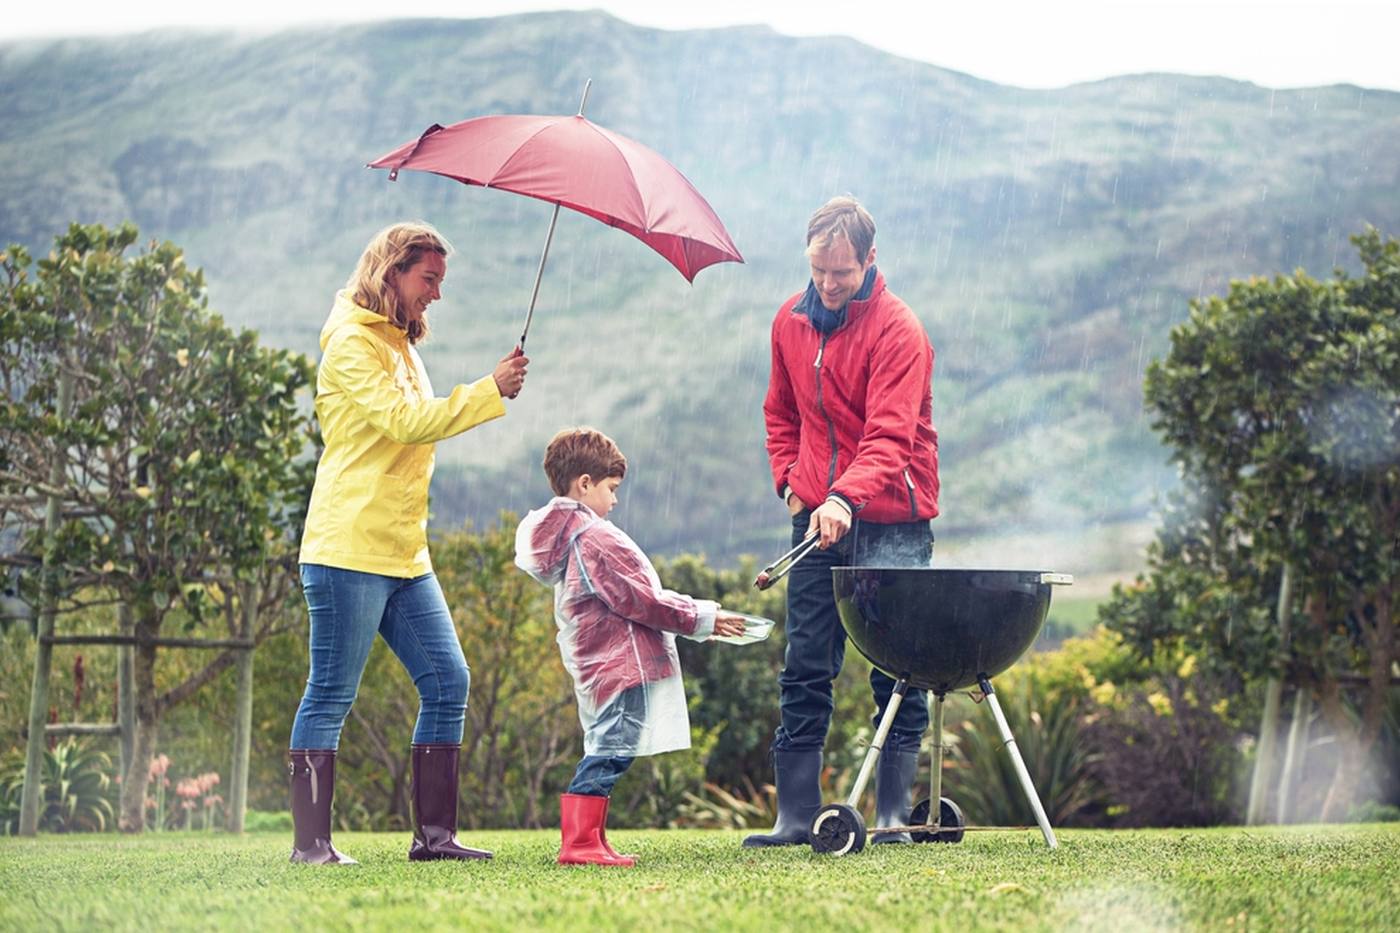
[514,497,600,585]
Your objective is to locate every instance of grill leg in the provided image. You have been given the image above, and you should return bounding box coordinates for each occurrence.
[979,676,1058,850]
[845,678,909,809]
[928,693,945,826]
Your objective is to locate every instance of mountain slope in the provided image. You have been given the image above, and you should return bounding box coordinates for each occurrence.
[3,11,1397,569]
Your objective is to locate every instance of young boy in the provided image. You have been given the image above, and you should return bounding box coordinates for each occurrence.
[514,427,745,867]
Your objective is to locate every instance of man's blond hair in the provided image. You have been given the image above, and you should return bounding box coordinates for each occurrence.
[806,196,875,261]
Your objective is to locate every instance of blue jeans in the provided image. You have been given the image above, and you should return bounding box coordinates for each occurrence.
[290,564,470,749]
[567,685,642,796]
[773,510,933,754]
[568,756,634,796]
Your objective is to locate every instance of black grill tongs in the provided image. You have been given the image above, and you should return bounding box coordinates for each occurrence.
[753,531,821,590]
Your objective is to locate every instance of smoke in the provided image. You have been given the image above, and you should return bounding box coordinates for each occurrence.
[1269,701,1400,824]
[935,520,1156,575]
[855,534,934,569]
[1055,882,1184,931]
[1309,386,1400,474]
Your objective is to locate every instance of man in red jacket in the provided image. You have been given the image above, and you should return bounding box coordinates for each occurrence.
[747,196,939,847]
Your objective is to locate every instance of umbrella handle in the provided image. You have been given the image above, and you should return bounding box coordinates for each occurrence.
[506,344,524,399]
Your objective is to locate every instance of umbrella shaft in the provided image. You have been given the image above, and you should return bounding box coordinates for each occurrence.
[520,202,562,349]
[519,79,589,350]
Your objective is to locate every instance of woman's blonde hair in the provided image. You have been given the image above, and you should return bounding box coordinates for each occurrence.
[345,221,453,344]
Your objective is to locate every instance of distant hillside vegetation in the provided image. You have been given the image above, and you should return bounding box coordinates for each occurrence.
[3,11,1398,569]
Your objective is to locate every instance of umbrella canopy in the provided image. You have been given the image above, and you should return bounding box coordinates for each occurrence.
[368,114,744,282]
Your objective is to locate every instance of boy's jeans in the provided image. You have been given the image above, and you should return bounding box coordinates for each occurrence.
[567,756,634,796]
[773,510,934,754]
[290,564,470,749]
[568,685,643,795]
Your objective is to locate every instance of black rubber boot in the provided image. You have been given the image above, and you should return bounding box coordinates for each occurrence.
[288,749,357,864]
[408,743,492,861]
[872,747,920,844]
[743,749,823,848]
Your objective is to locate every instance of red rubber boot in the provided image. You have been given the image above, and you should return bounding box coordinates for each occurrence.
[557,793,635,867]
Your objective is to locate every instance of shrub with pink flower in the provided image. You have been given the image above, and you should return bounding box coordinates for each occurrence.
[141,755,224,831]
[175,777,200,828]
[185,772,223,829]
[146,755,172,831]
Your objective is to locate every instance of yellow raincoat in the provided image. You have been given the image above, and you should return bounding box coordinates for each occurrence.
[299,291,506,577]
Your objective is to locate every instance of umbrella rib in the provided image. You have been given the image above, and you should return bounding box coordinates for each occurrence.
[484,117,570,188]
[578,120,650,231]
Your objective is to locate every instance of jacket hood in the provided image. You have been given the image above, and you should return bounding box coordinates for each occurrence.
[514,497,600,585]
[320,290,398,351]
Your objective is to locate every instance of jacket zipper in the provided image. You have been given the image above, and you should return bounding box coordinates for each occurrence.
[814,334,840,487]
[903,468,918,520]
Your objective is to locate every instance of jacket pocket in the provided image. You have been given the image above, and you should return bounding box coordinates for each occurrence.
[366,472,426,559]
[903,468,917,520]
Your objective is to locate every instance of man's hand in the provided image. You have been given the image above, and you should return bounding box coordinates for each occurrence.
[806,498,852,549]
[786,490,805,517]
[712,612,747,639]
[494,348,529,399]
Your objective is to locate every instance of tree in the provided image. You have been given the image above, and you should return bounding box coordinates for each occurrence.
[1103,228,1399,820]
[0,223,316,831]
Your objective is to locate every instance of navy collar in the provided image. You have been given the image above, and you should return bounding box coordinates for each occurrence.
[795,265,878,334]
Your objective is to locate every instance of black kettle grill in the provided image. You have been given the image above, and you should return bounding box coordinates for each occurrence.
[808,567,1073,855]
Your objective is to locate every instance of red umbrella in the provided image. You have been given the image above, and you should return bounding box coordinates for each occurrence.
[368,81,743,348]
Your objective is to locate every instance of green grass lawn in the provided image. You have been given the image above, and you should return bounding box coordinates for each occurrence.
[2,825,1396,931]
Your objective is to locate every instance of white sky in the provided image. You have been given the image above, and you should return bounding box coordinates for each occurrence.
[2,1,1397,92]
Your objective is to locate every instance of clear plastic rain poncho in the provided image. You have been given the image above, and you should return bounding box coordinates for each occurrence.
[514,497,716,757]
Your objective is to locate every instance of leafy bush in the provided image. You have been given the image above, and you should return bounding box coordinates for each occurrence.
[942,677,1106,828]
[659,553,786,791]
[937,627,1249,830]
[0,739,117,834]
[1117,229,1400,820]
[674,751,858,830]
[674,779,776,830]
[613,721,721,830]
[937,628,1131,829]
[1,223,317,831]
[241,809,293,832]
[1346,801,1400,823]
[0,774,18,835]
[1084,676,1244,827]
[0,527,1259,833]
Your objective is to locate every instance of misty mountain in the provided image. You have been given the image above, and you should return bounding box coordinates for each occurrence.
[3,11,1398,571]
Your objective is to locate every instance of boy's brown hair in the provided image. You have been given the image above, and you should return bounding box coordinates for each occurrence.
[543,427,628,496]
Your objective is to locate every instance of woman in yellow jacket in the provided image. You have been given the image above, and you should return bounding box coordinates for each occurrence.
[288,222,528,865]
